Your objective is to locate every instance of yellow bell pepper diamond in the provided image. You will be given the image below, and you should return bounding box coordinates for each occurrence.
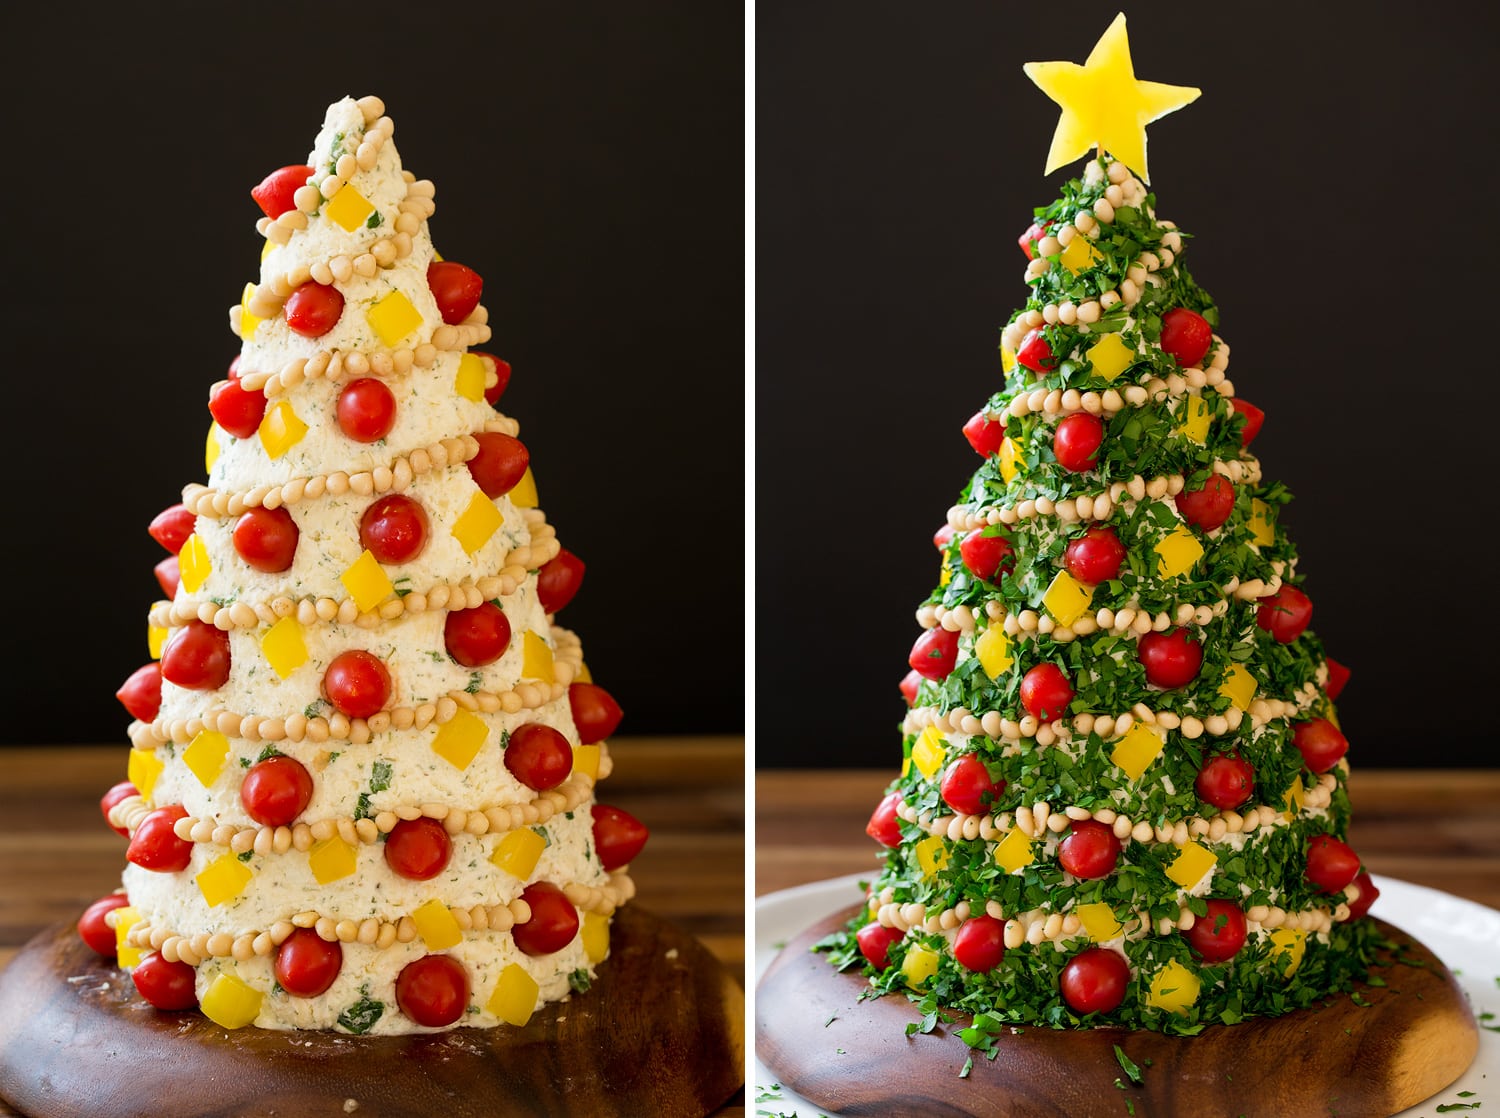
[975,626,1013,679]
[1075,902,1123,942]
[200,972,263,1029]
[325,183,375,232]
[260,616,309,679]
[1156,523,1204,579]
[452,491,503,554]
[1166,841,1218,891]
[994,827,1035,873]
[341,549,396,613]
[128,748,165,802]
[490,827,547,880]
[258,400,308,460]
[366,289,423,346]
[910,725,947,780]
[114,905,144,968]
[1110,723,1164,781]
[178,533,211,594]
[1219,664,1257,711]
[182,730,230,787]
[488,963,540,1026]
[1269,928,1307,976]
[308,835,359,884]
[411,898,463,950]
[902,944,940,989]
[581,912,610,964]
[1175,394,1211,444]
[431,708,489,771]
[1043,569,1093,626]
[1059,235,1101,273]
[197,853,254,908]
[1087,332,1134,381]
[914,834,948,878]
[1146,960,1201,1014]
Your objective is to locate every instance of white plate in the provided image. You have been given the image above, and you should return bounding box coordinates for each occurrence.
[752,873,1500,1118]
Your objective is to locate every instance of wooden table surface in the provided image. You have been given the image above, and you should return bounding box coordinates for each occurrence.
[0,737,746,1118]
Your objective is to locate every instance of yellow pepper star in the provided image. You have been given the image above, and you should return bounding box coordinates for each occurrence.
[1023,12,1200,183]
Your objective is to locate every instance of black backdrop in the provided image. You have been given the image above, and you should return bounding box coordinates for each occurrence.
[0,2,744,745]
[755,0,1496,769]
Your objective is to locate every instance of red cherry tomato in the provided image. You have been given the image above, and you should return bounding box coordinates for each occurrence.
[322,650,392,719]
[1020,663,1073,722]
[1325,657,1351,701]
[953,914,1006,973]
[132,953,199,1011]
[336,377,398,443]
[395,954,469,1027]
[78,893,131,957]
[233,506,300,573]
[504,723,573,791]
[154,556,181,597]
[1257,586,1313,643]
[444,602,512,667]
[1175,474,1235,532]
[1058,820,1122,879]
[1137,628,1203,689]
[1054,413,1104,472]
[908,627,959,681]
[250,164,314,219]
[209,376,269,440]
[1293,718,1348,773]
[962,411,1005,457]
[856,922,904,969]
[101,781,140,837]
[116,663,163,722]
[160,620,231,691]
[940,755,1005,816]
[1185,898,1247,963]
[1232,398,1265,448]
[866,791,903,848]
[512,881,580,956]
[359,494,429,565]
[569,682,623,743]
[1017,220,1050,260]
[1064,526,1126,584]
[592,804,650,870]
[1060,947,1130,1015]
[1016,328,1056,373]
[933,524,956,551]
[537,548,586,614]
[384,817,453,881]
[471,351,512,406]
[1195,753,1254,810]
[959,530,1015,582]
[1345,871,1380,920]
[126,805,192,872]
[899,669,922,706]
[148,503,196,553]
[275,928,343,997]
[467,432,531,498]
[240,755,314,827]
[284,281,344,338]
[428,261,484,325]
[1306,834,1361,892]
[1159,308,1213,367]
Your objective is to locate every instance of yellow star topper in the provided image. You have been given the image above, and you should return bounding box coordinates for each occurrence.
[1023,12,1199,183]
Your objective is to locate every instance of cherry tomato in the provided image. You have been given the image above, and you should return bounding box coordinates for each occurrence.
[940,755,1005,816]
[101,781,139,837]
[1185,898,1247,963]
[1137,628,1203,689]
[1159,307,1213,367]
[78,893,130,957]
[1019,663,1073,722]
[1232,398,1264,448]
[336,377,398,443]
[116,663,163,722]
[395,954,469,1027]
[359,494,429,566]
[504,723,573,791]
[132,953,199,1011]
[233,506,300,573]
[953,914,1006,973]
[160,620,231,691]
[444,602,512,667]
[512,881,580,956]
[250,164,314,219]
[1195,753,1254,810]
[240,755,314,827]
[148,503,196,553]
[856,922,904,969]
[1293,718,1348,773]
[384,817,453,880]
[592,804,649,870]
[1064,526,1126,584]
[932,524,955,551]
[1306,834,1361,892]
[1325,657,1351,701]
[959,530,1015,582]
[962,411,1005,457]
[1256,586,1313,643]
[126,804,192,872]
[569,682,623,744]
[1016,328,1056,373]
[1017,220,1050,260]
[908,627,959,681]
[154,556,180,597]
[1060,947,1130,1015]
[274,928,343,997]
[1175,474,1235,532]
[284,281,344,338]
[471,351,512,406]
[1345,871,1380,920]
[1058,820,1121,879]
[1054,413,1104,472]
[209,376,269,440]
[537,548,586,613]
[899,669,922,706]
[428,261,484,325]
[323,649,392,720]
[467,432,530,498]
[865,791,903,848]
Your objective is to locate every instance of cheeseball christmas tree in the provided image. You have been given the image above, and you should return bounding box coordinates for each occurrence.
[77,94,649,1034]
[821,14,1384,1032]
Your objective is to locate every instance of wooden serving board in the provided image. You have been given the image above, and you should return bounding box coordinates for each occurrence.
[0,904,743,1118]
[756,907,1477,1118]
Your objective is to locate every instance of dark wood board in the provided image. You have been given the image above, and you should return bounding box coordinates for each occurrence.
[756,906,1478,1118]
[0,904,743,1118]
